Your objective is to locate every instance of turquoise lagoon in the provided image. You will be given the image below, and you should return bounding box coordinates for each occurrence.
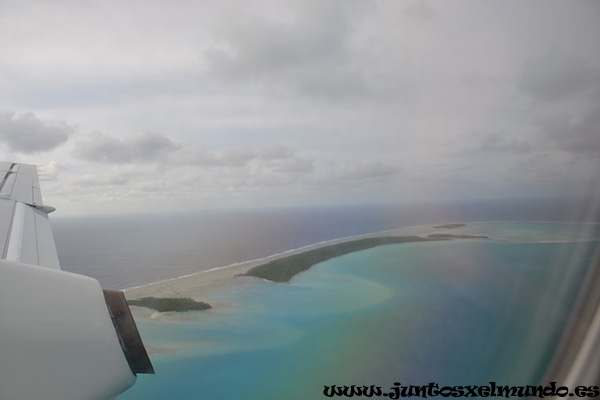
[120,223,599,399]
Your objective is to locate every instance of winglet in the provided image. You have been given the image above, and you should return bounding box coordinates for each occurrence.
[0,162,60,269]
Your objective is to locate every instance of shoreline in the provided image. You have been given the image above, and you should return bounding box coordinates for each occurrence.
[124,221,600,303]
[124,225,441,301]
[242,236,446,282]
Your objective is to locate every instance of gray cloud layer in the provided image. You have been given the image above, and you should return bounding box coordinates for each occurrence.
[205,0,385,101]
[74,131,179,163]
[1,0,599,213]
[74,131,318,175]
[330,161,400,181]
[478,134,532,154]
[0,112,72,153]
[518,50,597,103]
[538,107,600,158]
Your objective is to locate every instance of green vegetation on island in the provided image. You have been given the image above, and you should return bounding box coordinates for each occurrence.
[433,223,466,229]
[127,297,211,312]
[242,236,439,283]
[426,233,488,239]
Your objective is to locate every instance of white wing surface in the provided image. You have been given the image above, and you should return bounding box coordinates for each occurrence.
[0,162,60,268]
[0,162,153,400]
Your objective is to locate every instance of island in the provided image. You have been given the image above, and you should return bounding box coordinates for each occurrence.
[127,297,211,312]
[242,236,441,283]
[433,223,466,229]
[426,234,488,239]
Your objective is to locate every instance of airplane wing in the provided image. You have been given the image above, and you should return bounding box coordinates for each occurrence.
[0,162,60,268]
[0,162,153,400]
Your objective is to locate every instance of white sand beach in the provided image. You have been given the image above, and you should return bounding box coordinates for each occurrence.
[123,224,468,310]
[124,259,259,303]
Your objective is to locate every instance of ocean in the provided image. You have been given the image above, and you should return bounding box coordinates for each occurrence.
[52,199,595,290]
[50,200,600,399]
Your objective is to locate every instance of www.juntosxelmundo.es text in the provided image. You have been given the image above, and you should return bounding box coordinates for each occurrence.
[323,382,600,398]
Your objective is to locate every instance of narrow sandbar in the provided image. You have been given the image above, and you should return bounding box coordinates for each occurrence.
[242,236,440,282]
[124,226,479,310]
[124,258,263,301]
[434,223,466,229]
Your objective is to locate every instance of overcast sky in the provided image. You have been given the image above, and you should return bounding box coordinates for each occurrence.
[0,0,598,215]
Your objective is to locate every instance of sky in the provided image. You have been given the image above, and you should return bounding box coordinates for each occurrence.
[0,0,598,216]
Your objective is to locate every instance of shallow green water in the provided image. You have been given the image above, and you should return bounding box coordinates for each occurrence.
[121,223,599,399]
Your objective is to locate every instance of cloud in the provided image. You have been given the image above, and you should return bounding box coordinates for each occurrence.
[461,73,501,88]
[0,112,72,153]
[457,133,533,157]
[537,106,600,158]
[3,0,600,214]
[207,1,353,77]
[38,161,67,181]
[205,0,377,100]
[330,161,400,181]
[477,133,532,154]
[167,142,217,166]
[510,154,563,179]
[73,131,314,176]
[402,1,435,21]
[68,165,162,188]
[71,173,130,187]
[259,144,293,160]
[168,143,257,168]
[74,131,179,163]
[256,144,314,173]
[271,156,314,174]
[220,147,259,167]
[518,49,598,102]
[169,142,314,173]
